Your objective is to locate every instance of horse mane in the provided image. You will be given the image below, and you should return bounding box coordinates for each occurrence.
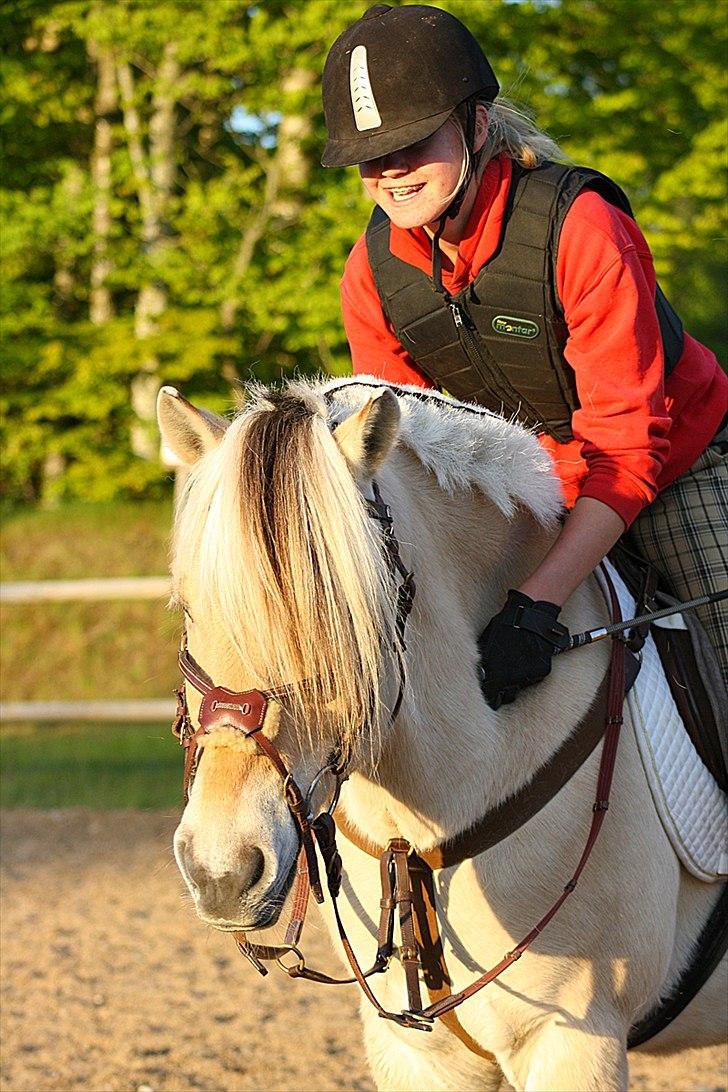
[322,376,564,524]
[172,377,563,761]
[173,385,398,763]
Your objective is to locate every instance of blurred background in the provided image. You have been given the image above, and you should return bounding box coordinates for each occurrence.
[1,0,727,803]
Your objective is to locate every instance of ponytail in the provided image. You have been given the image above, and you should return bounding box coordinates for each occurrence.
[455,95,569,171]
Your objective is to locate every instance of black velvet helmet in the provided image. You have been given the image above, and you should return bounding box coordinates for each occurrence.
[321,3,499,168]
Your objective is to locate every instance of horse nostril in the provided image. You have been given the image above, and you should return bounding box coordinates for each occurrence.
[181,844,267,919]
[244,846,265,890]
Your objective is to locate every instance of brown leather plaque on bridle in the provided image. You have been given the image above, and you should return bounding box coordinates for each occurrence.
[198,686,269,736]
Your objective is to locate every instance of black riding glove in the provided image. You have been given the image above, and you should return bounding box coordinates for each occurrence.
[477,590,570,710]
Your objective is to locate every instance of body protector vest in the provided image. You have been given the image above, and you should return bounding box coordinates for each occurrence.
[365,161,684,443]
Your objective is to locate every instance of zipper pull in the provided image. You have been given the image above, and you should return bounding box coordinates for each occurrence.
[450,302,463,328]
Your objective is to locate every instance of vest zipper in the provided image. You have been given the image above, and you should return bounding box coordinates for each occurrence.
[449,300,523,417]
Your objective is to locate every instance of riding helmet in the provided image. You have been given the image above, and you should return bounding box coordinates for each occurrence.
[321,3,499,168]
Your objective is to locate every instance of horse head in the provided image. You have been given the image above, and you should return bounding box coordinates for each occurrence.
[157,383,405,933]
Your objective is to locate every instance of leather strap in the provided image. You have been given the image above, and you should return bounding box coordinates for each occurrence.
[336,668,610,867]
[389,838,423,1013]
[367,481,416,649]
[409,853,497,1062]
[420,575,625,1023]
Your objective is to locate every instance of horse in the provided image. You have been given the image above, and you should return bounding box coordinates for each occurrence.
[157,377,726,1092]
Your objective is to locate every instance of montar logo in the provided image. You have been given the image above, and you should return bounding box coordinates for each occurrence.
[492,315,540,339]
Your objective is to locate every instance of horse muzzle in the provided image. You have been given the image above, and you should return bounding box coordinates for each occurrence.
[174,822,299,931]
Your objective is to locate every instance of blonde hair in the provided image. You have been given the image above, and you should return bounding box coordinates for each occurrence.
[484,97,568,167]
[173,387,398,766]
[455,95,569,171]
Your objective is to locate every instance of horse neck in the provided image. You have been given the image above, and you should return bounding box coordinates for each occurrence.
[346,453,612,851]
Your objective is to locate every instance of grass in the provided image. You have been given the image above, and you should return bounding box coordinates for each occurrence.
[0,721,182,809]
[1,599,180,701]
[1,499,174,580]
[1,499,184,808]
[1,498,180,701]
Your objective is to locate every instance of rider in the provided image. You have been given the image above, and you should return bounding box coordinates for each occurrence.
[321,3,728,708]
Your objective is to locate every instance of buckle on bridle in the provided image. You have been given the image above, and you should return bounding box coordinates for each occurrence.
[172,685,191,744]
[235,938,268,976]
[382,1010,434,1033]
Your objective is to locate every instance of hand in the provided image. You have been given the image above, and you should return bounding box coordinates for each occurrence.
[477,590,570,710]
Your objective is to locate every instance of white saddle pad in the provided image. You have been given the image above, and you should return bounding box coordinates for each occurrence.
[596,561,728,882]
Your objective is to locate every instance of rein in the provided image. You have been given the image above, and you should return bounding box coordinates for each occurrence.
[171,481,627,1041]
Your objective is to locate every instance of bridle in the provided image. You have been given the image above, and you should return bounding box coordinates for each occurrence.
[171,478,627,1043]
[173,645,346,965]
[172,480,427,1023]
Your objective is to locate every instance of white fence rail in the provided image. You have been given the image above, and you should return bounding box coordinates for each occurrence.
[1,576,174,722]
[0,700,176,722]
[1,576,171,603]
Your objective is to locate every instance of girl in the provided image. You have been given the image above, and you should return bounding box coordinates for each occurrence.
[321,3,727,707]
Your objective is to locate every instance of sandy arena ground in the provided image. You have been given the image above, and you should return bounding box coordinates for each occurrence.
[1,809,726,1092]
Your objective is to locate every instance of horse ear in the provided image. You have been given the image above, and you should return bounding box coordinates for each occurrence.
[156,386,228,466]
[333,389,400,478]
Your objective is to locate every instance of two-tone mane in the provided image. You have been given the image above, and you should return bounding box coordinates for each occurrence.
[172,385,398,760]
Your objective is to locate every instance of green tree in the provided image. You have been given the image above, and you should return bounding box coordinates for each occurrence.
[1,0,725,506]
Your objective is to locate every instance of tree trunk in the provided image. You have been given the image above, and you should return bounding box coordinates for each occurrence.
[117,44,180,461]
[88,38,117,326]
[219,67,315,382]
[53,163,83,312]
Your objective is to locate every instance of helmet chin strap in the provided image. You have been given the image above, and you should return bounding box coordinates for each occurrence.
[431,102,477,296]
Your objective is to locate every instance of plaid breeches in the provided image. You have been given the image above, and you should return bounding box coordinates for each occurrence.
[628,434,728,686]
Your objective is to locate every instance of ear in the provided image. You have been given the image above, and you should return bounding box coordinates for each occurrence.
[156,386,228,466]
[473,103,489,154]
[332,389,400,479]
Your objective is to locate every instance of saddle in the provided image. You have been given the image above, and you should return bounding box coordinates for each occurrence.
[598,550,728,1046]
[609,540,728,792]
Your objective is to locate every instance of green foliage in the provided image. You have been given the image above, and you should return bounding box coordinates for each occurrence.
[1,0,725,504]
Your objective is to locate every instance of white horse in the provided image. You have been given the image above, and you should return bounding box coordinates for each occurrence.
[157,378,726,1092]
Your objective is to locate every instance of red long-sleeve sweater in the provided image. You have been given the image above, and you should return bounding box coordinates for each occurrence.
[341,154,727,527]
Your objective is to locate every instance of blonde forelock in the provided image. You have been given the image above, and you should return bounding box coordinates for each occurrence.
[172,388,398,765]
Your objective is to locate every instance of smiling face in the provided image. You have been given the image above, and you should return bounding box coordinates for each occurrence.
[358,105,490,243]
[359,117,466,231]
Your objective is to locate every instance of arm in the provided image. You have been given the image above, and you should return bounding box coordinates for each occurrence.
[519,196,672,602]
[519,496,625,606]
[479,496,625,710]
[555,191,672,526]
[480,194,670,708]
